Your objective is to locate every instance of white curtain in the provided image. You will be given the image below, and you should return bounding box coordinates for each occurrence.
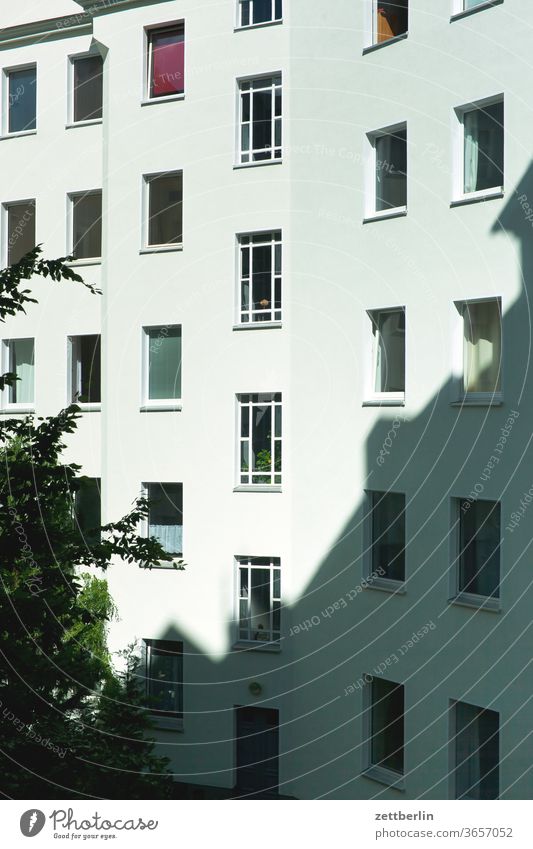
[149,524,182,555]
[464,301,501,393]
[455,702,481,799]
[464,109,479,193]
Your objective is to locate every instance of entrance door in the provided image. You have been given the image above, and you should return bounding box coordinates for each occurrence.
[235,706,279,797]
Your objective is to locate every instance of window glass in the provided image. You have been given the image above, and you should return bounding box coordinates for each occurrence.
[375,129,407,211]
[145,640,183,716]
[147,326,182,400]
[8,338,34,404]
[73,55,103,122]
[147,482,183,555]
[8,67,36,133]
[72,193,102,259]
[373,309,405,393]
[463,301,501,393]
[459,499,500,597]
[73,335,101,404]
[7,201,36,265]
[238,557,281,642]
[371,491,405,582]
[374,1,408,44]
[464,101,503,194]
[240,76,282,163]
[148,173,182,245]
[454,702,499,799]
[74,477,101,545]
[370,678,404,773]
[149,26,184,98]
[239,232,282,323]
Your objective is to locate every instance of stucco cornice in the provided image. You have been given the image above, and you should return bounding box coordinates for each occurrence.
[0,15,92,48]
[75,0,175,14]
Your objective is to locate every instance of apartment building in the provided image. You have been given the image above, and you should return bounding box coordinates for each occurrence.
[1,0,532,799]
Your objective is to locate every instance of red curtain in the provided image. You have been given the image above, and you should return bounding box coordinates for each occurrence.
[152,33,184,97]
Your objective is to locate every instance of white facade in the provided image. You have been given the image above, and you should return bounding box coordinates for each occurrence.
[2,0,533,799]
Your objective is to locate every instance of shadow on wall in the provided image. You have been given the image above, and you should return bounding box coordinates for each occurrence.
[132,164,533,800]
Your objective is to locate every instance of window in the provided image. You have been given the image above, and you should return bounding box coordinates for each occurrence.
[147,24,184,99]
[369,491,405,582]
[142,325,182,406]
[239,75,282,164]
[236,556,281,643]
[6,66,36,133]
[144,172,183,247]
[452,701,499,799]
[456,499,500,600]
[69,335,101,405]
[71,55,103,123]
[368,308,405,400]
[457,299,502,398]
[238,231,281,324]
[6,200,36,265]
[145,482,183,556]
[4,338,34,407]
[70,191,102,260]
[238,0,282,27]
[367,125,407,216]
[368,677,404,775]
[143,639,183,718]
[238,393,282,487]
[457,98,503,197]
[372,1,408,44]
[74,477,101,545]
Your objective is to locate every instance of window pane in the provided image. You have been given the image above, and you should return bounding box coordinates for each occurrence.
[459,500,500,597]
[148,173,182,245]
[464,102,503,193]
[7,201,36,265]
[148,326,182,400]
[376,129,407,211]
[74,477,101,545]
[371,492,405,581]
[463,301,501,393]
[252,244,272,317]
[252,89,272,155]
[150,27,184,98]
[73,193,102,259]
[374,310,405,393]
[252,0,272,24]
[9,338,34,404]
[371,678,404,773]
[252,404,272,472]
[146,642,182,714]
[374,0,408,44]
[147,482,183,555]
[250,567,271,640]
[79,335,101,403]
[8,67,36,133]
[73,56,103,122]
[455,702,499,799]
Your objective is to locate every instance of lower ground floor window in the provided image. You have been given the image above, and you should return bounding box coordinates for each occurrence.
[143,639,183,718]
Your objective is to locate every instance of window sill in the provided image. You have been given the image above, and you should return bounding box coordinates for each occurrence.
[234,159,283,170]
[145,560,184,570]
[364,577,406,595]
[232,641,281,654]
[233,485,282,493]
[150,714,183,732]
[363,32,408,54]
[363,397,405,407]
[139,245,183,255]
[451,0,503,22]
[66,258,102,267]
[141,93,185,107]
[362,766,405,791]
[451,394,503,407]
[74,403,101,412]
[140,403,182,412]
[363,207,407,224]
[234,20,283,32]
[233,321,282,331]
[450,189,504,208]
[0,406,35,415]
[0,130,37,141]
[65,119,102,129]
[449,593,501,613]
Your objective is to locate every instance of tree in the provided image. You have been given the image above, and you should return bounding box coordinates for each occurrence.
[0,248,181,798]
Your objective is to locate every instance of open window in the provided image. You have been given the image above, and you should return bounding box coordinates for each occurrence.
[69,334,101,406]
[372,1,408,45]
[455,97,503,200]
[146,23,184,100]
[366,124,407,217]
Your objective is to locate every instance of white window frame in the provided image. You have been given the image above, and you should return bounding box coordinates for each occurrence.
[2,62,37,137]
[449,497,501,612]
[365,122,407,220]
[141,171,183,252]
[143,639,184,730]
[141,481,184,561]
[237,73,282,166]
[364,307,406,405]
[67,51,103,127]
[453,94,504,203]
[67,189,103,263]
[451,297,503,405]
[236,0,283,29]
[364,0,409,49]
[2,198,36,268]
[449,699,500,800]
[236,393,282,490]
[141,324,182,411]
[67,334,101,411]
[362,675,405,790]
[143,21,185,104]
[234,555,281,646]
[1,337,35,411]
[236,230,282,326]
